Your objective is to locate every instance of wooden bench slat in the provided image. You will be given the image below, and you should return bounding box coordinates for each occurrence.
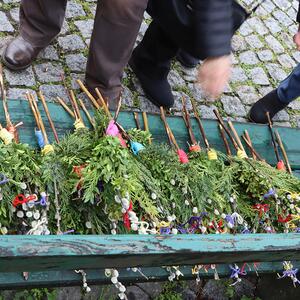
[0,234,299,272]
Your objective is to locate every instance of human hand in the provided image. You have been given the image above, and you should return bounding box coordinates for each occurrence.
[197,55,231,99]
[293,25,300,50]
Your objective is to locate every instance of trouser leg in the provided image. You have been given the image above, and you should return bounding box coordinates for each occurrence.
[85,0,148,100]
[132,20,178,80]
[277,64,300,104]
[19,0,67,47]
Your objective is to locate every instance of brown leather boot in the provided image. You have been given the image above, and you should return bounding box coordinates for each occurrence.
[2,36,44,70]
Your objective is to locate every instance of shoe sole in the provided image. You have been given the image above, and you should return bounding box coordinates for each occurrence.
[129,58,173,109]
[2,47,33,71]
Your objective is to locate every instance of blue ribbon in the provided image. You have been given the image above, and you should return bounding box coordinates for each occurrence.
[35,129,45,149]
[130,141,145,155]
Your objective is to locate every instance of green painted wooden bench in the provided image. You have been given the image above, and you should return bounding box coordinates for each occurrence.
[1,99,300,289]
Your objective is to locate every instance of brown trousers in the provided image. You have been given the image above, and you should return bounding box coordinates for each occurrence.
[19,0,148,99]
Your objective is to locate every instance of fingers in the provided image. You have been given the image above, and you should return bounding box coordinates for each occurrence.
[197,56,231,99]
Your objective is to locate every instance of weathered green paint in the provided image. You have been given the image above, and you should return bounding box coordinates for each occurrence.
[0,234,299,272]
[0,262,293,290]
[3,99,300,169]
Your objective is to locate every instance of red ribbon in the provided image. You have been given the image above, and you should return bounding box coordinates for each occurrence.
[13,194,37,207]
[117,133,127,148]
[73,165,86,189]
[123,201,133,230]
[177,149,189,164]
[278,214,292,223]
[252,204,270,217]
[277,160,286,171]
[189,144,201,153]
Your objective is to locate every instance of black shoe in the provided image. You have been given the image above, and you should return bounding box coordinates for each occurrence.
[129,56,174,108]
[176,50,200,68]
[249,89,288,124]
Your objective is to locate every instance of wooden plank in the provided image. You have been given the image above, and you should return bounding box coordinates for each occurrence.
[3,99,300,169]
[0,262,294,290]
[0,234,300,272]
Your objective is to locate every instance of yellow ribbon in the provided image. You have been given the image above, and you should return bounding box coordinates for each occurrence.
[74,119,86,131]
[237,148,248,159]
[0,128,14,145]
[42,144,54,155]
[207,149,218,160]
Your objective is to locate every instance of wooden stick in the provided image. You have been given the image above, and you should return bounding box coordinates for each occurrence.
[78,99,95,129]
[242,135,264,162]
[160,107,173,146]
[191,100,210,149]
[213,109,239,151]
[219,124,231,156]
[182,97,198,146]
[228,121,245,152]
[244,130,256,160]
[114,98,122,121]
[38,91,59,143]
[56,97,75,119]
[266,112,280,162]
[275,131,292,174]
[76,80,100,110]
[0,63,12,127]
[95,88,112,118]
[134,112,141,129]
[26,93,40,130]
[142,112,152,145]
[30,94,48,144]
[68,90,81,120]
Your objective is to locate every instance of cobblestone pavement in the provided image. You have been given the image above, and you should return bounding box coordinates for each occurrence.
[1,0,300,128]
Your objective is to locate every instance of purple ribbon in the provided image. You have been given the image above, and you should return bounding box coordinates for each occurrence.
[264,188,276,199]
[160,227,171,235]
[279,269,300,285]
[229,265,247,279]
[294,228,300,233]
[0,174,9,185]
[226,215,235,227]
[63,230,75,235]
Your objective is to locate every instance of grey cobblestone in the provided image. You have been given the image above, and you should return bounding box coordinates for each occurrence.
[278,53,296,68]
[74,19,94,38]
[199,105,218,119]
[8,88,37,100]
[38,46,59,61]
[230,67,248,83]
[39,84,69,102]
[57,34,85,51]
[65,53,87,72]
[239,51,259,65]
[168,70,186,88]
[236,85,259,105]
[221,96,247,117]
[265,35,285,54]
[257,49,274,62]
[0,11,14,32]
[4,67,36,87]
[245,34,264,49]
[66,1,86,19]
[34,63,65,83]
[264,18,282,35]
[266,63,287,81]
[249,67,270,85]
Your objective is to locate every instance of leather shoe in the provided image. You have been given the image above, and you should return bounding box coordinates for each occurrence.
[129,55,174,108]
[249,89,287,124]
[2,36,44,70]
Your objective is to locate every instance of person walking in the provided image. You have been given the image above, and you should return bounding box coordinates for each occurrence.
[249,2,300,123]
[2,0,148,108]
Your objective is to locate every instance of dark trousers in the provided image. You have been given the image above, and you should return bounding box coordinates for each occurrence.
[19,0,148,99]
[133,0,248,80]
